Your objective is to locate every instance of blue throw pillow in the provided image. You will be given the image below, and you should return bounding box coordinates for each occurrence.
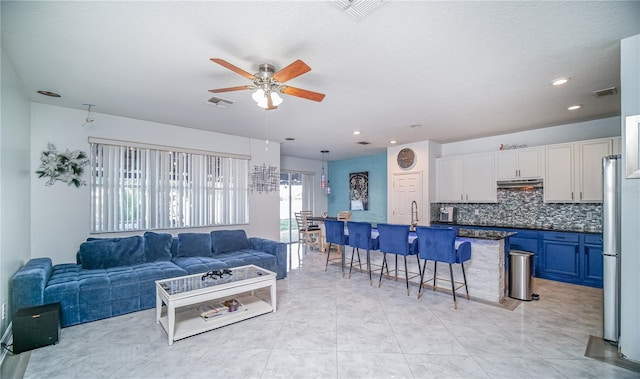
[78,236,145,269]
[144,232,173,262]
[177,233,212,257]
[210,230,251,255]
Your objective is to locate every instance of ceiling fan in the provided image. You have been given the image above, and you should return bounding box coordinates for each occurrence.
[209,58,326,110]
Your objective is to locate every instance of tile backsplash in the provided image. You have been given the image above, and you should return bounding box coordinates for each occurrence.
[431,188,602,232]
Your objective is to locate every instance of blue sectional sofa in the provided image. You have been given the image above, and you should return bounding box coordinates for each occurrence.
[11,230,286,327]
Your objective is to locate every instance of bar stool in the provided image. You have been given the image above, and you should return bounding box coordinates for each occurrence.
[376,223,422,296]
[323,219,348,273]
[347,221,376,285]
[415,226,471,309]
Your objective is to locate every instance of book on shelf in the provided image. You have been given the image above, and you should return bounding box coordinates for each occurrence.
[197,300,246,320]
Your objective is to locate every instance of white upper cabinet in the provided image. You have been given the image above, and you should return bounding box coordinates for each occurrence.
[496,147,543,180]
[437,152,496,203]
[578,139,612,202]
[544,138,613,203]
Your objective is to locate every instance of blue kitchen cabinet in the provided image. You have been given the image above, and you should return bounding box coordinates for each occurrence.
[507,229,540,276]
[583,234,603,287]
[541,232,581,282]
[539,231,603,288]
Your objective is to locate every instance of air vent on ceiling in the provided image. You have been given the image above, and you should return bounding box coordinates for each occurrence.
[207,96,234,108]
[356,141,371,145]
[594,87,618,98]
[333,0,385,20]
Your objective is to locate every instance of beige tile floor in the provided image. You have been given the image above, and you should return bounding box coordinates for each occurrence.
[16,246,640,378]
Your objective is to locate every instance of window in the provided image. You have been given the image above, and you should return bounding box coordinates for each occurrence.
[90,140,249,233]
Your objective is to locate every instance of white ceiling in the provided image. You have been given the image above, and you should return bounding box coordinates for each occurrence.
[2,1,639,161]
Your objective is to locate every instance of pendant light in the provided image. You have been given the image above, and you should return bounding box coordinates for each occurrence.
[320,150,328,188]
[320,150,331,195]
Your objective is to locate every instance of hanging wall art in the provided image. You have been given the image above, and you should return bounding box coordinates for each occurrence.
[349,171,369,211]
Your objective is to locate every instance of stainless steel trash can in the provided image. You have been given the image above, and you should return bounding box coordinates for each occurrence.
[509,250,534,301]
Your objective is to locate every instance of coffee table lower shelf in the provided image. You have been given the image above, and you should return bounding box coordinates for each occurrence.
[158,295,272,343]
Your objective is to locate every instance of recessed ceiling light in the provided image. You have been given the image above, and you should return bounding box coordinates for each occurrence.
[37,90,61,97]
[390,140,397,144]
[568,104,582,110]
[353,131,361,135]
[551,78,570,86]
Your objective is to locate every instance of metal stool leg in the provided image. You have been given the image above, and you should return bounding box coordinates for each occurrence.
[418,259,427,299]
[461,262,469,300]
[404,256,409,296]
[349,247,356,279]
[378,253,388,288]
[433,261,438,291]
[325,243,333,271]
[449,263,457,309]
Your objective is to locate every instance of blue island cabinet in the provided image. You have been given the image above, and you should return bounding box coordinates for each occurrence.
[540,231,603,288]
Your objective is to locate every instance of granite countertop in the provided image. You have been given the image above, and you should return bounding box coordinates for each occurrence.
[431,221,602,234]
[456,228,516,240]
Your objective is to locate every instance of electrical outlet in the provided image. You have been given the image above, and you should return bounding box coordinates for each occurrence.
[474,209,480,215]
[1,303,6,320]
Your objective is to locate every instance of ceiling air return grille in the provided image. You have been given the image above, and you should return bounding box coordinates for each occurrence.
[594,87,618,98]
[333,0,386,20]
[207,96,234,108]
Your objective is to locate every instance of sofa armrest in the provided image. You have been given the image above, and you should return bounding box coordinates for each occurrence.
[248,237,287,279]
[11,258,53,313]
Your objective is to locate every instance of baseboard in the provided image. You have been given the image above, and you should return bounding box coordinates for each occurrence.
[0,322,13,366]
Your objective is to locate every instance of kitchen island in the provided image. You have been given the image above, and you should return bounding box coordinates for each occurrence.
[427,227,515,304]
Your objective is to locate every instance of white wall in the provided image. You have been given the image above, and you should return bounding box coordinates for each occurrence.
[387,141,434,226]
[280,155,326,215]
[1,48,32,325]
[620,33,640,363]
[30,104,280,264]
[441,117,620,156]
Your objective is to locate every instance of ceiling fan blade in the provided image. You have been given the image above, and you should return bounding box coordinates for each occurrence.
[210,58,256,80]
[273,59,311,83]
[281,86,326,102]
[208,85,252,93]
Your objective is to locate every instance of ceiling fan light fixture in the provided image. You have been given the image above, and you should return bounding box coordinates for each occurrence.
[253,89,283,109]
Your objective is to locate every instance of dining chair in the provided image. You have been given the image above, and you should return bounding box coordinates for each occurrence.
[415,226,471,309]
[294,211,321,265]
[323,219,348,273]
[347,221,376,285]
[376,223,422,296]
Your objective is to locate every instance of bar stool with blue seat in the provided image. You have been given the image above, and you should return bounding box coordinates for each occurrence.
[347,221,376,285]
[415,226,471,309]
[376,223,422,296]
[323,219,348,273]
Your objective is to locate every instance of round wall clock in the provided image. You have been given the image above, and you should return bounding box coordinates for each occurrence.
[397,148,416,169]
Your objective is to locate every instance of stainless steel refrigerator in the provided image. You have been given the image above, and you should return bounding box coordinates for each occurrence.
[602,154,622,342]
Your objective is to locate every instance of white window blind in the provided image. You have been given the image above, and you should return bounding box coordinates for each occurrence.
[90,141,249,233]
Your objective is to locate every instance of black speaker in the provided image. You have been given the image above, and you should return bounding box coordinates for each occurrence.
[12,303,61,354]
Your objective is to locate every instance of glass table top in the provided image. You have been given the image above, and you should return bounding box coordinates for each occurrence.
[157,265,273,296]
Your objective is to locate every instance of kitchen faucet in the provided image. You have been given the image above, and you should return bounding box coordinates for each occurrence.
[410,200,419,231]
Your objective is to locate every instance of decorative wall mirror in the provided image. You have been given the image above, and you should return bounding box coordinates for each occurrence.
[625,115,640,178]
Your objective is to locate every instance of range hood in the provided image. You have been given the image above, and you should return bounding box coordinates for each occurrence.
[497,178,543,189]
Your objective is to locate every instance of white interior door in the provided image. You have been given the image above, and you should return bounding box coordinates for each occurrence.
[391,172,422,225]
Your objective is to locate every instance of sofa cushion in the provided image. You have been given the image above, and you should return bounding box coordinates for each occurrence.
[78,236,145,270]
[177,233,212,257]
[143,232,173,262]
[172,256,230,275]
[210,230,251,255]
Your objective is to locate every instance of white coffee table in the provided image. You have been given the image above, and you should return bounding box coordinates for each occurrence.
[155,265,277,345]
